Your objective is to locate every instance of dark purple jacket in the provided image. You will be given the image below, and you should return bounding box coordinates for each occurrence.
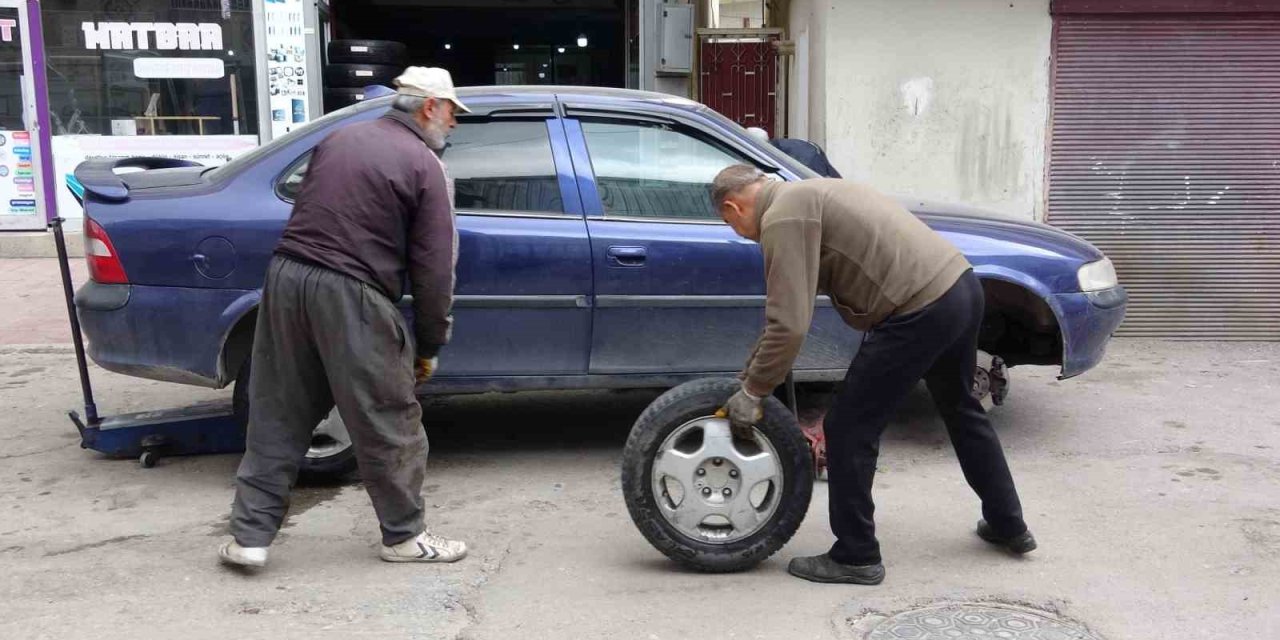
[276,110,456,358]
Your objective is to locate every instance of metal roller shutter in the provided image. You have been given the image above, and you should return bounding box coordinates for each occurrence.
[1048,14,1280,339]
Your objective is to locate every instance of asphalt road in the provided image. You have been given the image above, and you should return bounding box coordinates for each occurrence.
[1,339,1277,639]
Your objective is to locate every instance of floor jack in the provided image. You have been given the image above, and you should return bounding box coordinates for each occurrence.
[51,218,246,468]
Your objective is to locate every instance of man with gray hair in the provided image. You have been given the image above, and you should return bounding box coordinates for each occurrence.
[714,164,1033,585]
[219,67,469,569]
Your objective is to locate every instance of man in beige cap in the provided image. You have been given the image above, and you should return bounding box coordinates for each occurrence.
[220,67,469,569]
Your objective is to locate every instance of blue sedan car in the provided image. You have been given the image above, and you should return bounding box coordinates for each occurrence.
[72,87,1126,476]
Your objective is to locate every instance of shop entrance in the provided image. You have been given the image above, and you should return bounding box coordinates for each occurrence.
[0,0,47,231]
[323,0,630,89]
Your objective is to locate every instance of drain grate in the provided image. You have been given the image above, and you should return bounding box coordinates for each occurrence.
[864,603,1103,640]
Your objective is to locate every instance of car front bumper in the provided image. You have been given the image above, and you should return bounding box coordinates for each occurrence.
[1052,286,1127,379]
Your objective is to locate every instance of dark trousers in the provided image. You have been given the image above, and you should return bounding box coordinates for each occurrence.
[230,256,427,548]
[824,270,1026,565]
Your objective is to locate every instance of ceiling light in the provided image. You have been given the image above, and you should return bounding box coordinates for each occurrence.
[444,43,452,50]
[557,46,566,53]
[577,35,588,48]
[513,43,520,50]
[538,72,546,79]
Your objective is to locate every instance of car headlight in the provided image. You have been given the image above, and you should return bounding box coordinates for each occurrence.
[1077,258,1118,292]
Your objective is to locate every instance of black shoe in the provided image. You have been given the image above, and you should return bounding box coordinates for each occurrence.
[976,519,1037,554]
[787,554,885,585]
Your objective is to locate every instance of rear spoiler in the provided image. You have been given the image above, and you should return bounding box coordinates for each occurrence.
[70,157,204,204]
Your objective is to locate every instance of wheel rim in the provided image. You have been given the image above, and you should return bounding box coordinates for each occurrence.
[651,416,785,544]
[306,409,352,460]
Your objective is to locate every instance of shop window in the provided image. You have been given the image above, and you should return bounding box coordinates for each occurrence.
[580,120,747,220]
[0,6,24,131]
[42,0,258,137]
[442,119,563,214]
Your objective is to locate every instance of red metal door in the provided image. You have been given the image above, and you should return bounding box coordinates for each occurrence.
[699,37,778,136]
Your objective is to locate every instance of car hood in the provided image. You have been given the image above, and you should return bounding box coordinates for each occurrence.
[899,196,1104,263]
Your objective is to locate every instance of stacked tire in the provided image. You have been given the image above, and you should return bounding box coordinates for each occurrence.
[324,39,407,113]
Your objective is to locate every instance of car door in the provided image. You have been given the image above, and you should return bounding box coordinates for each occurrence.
[435,100,593,376]
[272,99,593,378]
[561,105,844,376]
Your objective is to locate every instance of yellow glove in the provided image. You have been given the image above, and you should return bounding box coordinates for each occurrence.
[720,387,763,440]
[414,356,438,384]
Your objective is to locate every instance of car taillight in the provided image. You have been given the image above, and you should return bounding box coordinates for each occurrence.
[84,217,128,284]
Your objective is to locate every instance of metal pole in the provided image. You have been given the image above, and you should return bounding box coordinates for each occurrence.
[784,371,798,418]
[50,218,98,426]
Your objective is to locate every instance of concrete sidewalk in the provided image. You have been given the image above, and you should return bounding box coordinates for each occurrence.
[1,258,87,346]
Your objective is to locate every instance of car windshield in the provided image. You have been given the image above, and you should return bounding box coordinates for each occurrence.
[204,96,394,181]
[697,107,821,180]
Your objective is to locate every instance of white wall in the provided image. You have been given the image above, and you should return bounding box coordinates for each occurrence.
[819,0,1051,219]
[786,0,828,146]
[717,0,764,28]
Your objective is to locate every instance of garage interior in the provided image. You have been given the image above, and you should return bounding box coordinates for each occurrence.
[322,0,634,89]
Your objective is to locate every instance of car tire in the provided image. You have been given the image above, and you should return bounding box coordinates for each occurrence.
[326,39,407,66]
[621,378,813,573]
[324,88,374,113]
[232,357,359,482]
[323,63,400,89]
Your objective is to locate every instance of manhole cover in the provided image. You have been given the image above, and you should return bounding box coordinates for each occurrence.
[864,603,1103,640]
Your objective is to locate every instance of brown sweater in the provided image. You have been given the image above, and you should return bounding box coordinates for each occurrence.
[741,179,970,396]
[276,110,457,358]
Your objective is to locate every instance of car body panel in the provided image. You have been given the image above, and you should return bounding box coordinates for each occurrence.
[73,86,1124,393]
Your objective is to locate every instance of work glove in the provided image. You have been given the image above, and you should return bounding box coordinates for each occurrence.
[719,386,763,441]
[414,356,438,384]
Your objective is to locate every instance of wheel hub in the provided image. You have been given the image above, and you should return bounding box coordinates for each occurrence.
[693,458,740,496]
[651,417,784,544]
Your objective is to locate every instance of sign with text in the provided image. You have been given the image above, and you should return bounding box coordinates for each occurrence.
[81,22,224,51]
[264,0,312,138]
[133,57,225,79]
[0,131,37,216]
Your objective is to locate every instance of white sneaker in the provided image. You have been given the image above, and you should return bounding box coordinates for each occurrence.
[218,540,269,568]
[380,531,468,563]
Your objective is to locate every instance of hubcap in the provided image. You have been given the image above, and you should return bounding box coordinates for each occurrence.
[306,409,352,459]
[651,416,784,544]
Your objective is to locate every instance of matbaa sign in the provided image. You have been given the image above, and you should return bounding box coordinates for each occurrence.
[82,22,224,51]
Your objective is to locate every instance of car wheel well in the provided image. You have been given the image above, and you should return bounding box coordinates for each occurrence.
[221,308,257,386]
[978,279,1062,368]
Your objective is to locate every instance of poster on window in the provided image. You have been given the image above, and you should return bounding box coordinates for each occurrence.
[264,0,311,138]
[0,131,37,216]
[52,134,257,220]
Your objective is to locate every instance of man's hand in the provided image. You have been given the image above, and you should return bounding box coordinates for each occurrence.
[720,387,763,440]
[414,356,438,384]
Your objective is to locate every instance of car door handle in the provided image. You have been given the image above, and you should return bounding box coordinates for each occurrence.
[607,246,647,267]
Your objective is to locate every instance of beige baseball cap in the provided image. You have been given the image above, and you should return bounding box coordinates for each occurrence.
[393,66,471,113]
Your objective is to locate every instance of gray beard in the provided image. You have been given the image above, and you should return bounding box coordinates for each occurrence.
[423,121,448,151]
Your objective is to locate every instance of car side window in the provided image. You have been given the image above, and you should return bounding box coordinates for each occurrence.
[276,152,310,202]
[579,119,749,220]
[442,119,564,214]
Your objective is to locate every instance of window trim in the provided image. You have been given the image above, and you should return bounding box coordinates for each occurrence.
[574,115,757,224]
[274,151,312,204]
[445,114,571,217]
[273,117,574,217]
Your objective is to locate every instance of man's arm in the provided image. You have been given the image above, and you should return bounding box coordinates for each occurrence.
[741,217,822,397]
[407,160,457,359]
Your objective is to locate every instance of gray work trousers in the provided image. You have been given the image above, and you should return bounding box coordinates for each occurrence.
[230,255,427,548]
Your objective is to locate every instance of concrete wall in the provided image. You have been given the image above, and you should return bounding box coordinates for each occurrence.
[813,0,1052,219]
[786,0,829,146]
[717,0,765,28]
